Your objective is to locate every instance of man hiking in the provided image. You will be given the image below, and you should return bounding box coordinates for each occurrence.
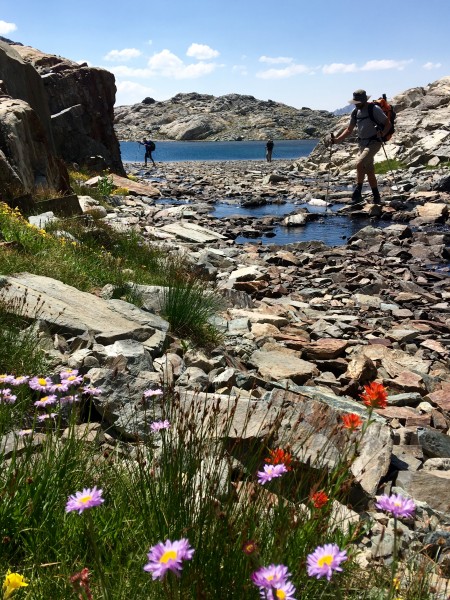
[329,89,391,204]
[266,139,274,162]
[138,138,156,167]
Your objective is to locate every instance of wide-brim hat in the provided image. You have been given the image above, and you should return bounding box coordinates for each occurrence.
[348,89,371,104]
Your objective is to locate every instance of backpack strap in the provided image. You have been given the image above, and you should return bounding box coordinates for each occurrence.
[367,102,383,128]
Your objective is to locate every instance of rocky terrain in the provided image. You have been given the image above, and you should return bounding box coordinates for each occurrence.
[114,92,338,142]
[3,153,450,588]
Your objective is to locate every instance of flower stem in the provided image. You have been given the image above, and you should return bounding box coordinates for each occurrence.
[86,511,111,600]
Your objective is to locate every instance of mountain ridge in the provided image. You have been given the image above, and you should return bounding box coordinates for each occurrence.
[114,92,338,142]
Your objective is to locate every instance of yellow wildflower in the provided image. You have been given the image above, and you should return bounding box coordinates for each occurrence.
[2,570,28,598]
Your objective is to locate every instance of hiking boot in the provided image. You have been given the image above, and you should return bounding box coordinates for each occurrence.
[351,188,363,203]
[372,190,381,204]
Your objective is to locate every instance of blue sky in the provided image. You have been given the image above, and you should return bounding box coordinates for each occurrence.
[1,0,448,111]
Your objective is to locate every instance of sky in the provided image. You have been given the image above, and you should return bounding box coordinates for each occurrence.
[1,0,449,111]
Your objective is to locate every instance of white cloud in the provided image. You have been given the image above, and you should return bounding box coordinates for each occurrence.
[322,62,357,74]
[232,65,248,76]
[115,80,156,105]
[423,61,442,70]
[109,65,153,77]
[186,43,219,60]
[360,59,412,71]
[0,20,17,34]
[259,55,293,65]
[147,49,219,79]
[104,48,142,62]
[256,64,312,79]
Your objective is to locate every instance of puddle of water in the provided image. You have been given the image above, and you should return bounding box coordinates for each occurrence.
[210,202,390,246]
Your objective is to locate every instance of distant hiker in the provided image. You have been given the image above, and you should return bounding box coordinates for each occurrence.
[138,138,156,166]
[266,139,274,162]
[329,89,391,204]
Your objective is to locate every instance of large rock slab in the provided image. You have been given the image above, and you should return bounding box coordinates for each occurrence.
[0,273,169,345]
[176,389,391,497]
[396,470,450,515]
[160,222,227,243]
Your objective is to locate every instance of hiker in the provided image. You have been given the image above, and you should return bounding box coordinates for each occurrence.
[138,138,156,166]
[329,89,392,204]
[266,139,274,162]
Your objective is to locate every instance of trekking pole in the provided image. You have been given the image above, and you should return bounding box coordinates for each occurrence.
[380,139,400,194]
[324,133,334,216]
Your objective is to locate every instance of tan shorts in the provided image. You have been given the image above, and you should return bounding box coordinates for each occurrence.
[356,141,382,172]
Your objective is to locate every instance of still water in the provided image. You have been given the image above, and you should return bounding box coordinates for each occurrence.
[120,139,318,163]
[210,201,391,246]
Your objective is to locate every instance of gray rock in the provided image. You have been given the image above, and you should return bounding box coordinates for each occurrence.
[417,427,450,458]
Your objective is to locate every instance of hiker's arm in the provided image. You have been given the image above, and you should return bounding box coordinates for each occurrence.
[332,123,355,144]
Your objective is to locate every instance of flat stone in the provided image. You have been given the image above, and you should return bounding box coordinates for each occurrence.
[249,350,318,384]
[378,406,420,421]
[160,222,227,243]
[421,339,449,355]
[416,202,449,221]
[386,328,421,343]
[427,389,450,412]
[229,266,266,281]
[228,309,289,327]
[303,338,348,360]
[396,470,450,515]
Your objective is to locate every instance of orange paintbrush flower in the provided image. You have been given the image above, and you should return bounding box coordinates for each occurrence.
[265,448,293,471]
[360,381,388,409]
[341,413,363,431]
[310,490,329,509]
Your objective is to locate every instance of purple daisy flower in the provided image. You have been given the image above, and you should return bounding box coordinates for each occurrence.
[10,375,30,386]
[37,413,58,422]
[63,374,84,387]
[257,463,288,485]
[0,374,14,384]
[143,388,164,398]
[82,386,103,396]
[34,395,58,408]
[29,376,53,392]
[61,394,81,404]
[143,538,194,580]
[264,580,297,600]
[18,429,34,437]
[150,420,171,432]
[251,564,290,589]
[66,486,104,514]
[307,543,347,581]
[50,382,69,394]
[0,389,17,403]
[375,493,415,519]
[60,369,79,379]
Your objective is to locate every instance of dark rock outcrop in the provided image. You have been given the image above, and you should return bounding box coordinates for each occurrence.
[12,44,125,175]
[0,42,68,198]
[114,92,338,142]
